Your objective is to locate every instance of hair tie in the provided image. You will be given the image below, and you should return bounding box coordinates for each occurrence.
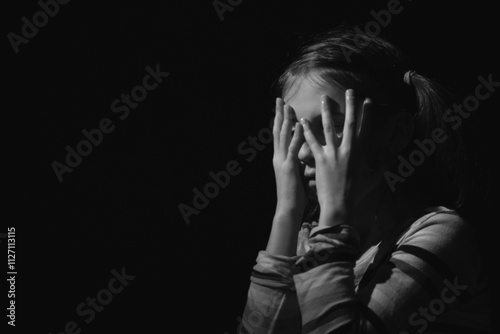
[403,70,416,86]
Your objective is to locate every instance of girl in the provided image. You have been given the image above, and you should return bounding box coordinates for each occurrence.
[239,27,491,333]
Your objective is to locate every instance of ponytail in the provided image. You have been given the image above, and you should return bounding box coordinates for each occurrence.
[403,72,467,208]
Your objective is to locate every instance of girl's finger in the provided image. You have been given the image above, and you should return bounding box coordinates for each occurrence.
[357,98,373,143]
[273,98,284,153]
[288,121,304,157]
[321,94,338,148]
[341,89,357,153]
[279,104,294,152]
[300,118,322,157]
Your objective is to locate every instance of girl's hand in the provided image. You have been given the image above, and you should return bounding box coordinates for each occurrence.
[300,89,370,227]
[272,97,307,219]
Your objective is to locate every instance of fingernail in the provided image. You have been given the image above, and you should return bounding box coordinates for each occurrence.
[300,118,307,125]
[346,89,355,98]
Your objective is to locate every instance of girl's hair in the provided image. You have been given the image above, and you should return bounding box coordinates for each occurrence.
[274,26,467,214]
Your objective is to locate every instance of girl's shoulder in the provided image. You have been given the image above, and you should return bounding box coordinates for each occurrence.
[402,205,468,233]
[394,206,485,289]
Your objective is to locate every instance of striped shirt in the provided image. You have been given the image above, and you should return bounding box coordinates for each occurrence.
[239,207,491,333]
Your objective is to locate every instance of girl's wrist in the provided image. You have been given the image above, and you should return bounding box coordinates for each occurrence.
[267,210,302,256]
[273,207,303,225]
[275,201,305,219]
[318,208,351,228]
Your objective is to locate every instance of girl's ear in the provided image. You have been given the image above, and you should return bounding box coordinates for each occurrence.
[384,111,414,154]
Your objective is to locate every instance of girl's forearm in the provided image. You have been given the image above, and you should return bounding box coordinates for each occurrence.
[265,210,302,256]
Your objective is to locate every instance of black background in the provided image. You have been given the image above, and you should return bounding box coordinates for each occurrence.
[5,0,499,333]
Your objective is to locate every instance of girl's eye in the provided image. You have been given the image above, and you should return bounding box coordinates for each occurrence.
[320,124,344,132]
[333,117,344,126]
[319,124,343,140]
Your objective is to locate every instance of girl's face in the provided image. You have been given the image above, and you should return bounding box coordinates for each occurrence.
[283,77,386,204]
[284,77,347,189]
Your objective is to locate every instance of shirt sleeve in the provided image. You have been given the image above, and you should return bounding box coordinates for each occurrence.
[292,224,362,333]
[239,223,361,334]
[238,251,303,334]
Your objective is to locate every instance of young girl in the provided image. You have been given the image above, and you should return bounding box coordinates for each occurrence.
[239,27,491,333]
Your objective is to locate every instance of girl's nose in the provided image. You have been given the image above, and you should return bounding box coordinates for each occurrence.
[298,141,314,165]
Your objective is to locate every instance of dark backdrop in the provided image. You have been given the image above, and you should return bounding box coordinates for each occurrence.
[5,0,498,333]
